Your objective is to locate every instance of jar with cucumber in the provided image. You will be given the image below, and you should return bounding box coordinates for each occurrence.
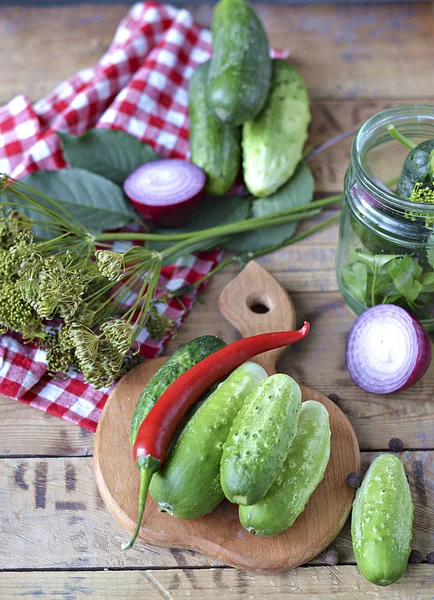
[336,105,434,330]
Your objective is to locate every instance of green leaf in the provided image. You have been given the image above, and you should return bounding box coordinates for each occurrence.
[387,255,423,303]
[147,195,250,255]
[19,169,137,236]
[57,129,160,186]
[224,163,314,252]
[341,262,368,304]
[352,249,399,273]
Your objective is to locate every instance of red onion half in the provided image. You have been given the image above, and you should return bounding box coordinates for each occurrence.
[124,159,206,227]
[346,305,432,394]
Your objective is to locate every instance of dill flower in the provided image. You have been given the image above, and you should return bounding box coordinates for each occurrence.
[96,250,125,281]
[100,319,135,354]
[46,324,76,375]
[146,304,174,340]
[0,282,44,340]
[405,182,434,227]
[0,208,32,250]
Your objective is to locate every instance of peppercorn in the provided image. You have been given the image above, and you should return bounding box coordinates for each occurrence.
[324,548,339,566]
[388,437,404,452]
[346,472,361,488]
[328,393,339,403]
[408,550,423,564]
[427,552,434,564]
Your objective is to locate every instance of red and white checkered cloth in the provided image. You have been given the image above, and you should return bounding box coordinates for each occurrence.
[0,2,285,432]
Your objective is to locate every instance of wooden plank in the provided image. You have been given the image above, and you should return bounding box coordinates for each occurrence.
[0,395,94,458]
[0,452,432,569]
[1,566,433,600]
[1,4,433,106]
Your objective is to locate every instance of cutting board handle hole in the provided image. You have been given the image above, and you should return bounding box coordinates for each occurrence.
[246,293,274,314]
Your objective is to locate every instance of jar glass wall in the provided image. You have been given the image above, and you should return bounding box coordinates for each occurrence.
[336,104,434,331]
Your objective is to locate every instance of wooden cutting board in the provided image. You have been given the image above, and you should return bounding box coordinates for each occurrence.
[94,261,360,571]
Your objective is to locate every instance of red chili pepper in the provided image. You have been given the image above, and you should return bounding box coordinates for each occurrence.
[122,322,309,550]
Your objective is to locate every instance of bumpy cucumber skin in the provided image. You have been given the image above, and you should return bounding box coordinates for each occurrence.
[129,336,226,446]
[207,0,271,125]
[239,400,330,536]
[351,453,413,586]
[189,61,241,195]
[220,374,302,506]
[243,60,311,197]
[397,140,434,198]
[149,362,267,519]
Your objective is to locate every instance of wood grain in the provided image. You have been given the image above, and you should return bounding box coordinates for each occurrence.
[1,565,433,600]
[0,395,94,457]
[1,452,432,570]
[1,5,434,105]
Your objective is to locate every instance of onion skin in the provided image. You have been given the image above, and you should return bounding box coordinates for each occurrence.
[128,190,203,227]
[398,313,432,391]
[346,305,432,394]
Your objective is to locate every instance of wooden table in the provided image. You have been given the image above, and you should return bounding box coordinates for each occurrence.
[0,3,433,598]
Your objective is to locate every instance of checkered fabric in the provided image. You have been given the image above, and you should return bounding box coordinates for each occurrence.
[0,2,285,431]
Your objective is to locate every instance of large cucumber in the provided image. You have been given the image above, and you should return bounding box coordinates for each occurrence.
[351,453,413,586]
[243,60,311,197]
[129,336,226,445]
[220,374,302,505]
[207,0,271,125]
[189,61,241,195]
[239,400,331,536]
[149,362,267,519]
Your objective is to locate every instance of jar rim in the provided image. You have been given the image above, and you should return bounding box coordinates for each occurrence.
[352,103,434,214]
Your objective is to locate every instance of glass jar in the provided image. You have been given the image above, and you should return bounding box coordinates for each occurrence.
[336,104,434,331]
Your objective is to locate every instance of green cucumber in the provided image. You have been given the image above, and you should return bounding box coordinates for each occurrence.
[220,373,302,505]
[129,336,226,446]
[239,400,331,536]
[351,453,413,586]
[149,361,267,519]
[243,60,311,197]
[207,0,271,125]
[189,61,241,195]
[397,139,434,198]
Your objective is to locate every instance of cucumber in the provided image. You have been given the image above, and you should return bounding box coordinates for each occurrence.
[207,0,271,125]
[243,60,311,197]
[149,361,267,519]
[351,453,413,586]
[239,400,331,536]
[397,139,434,198]
[129,336,226,446]
[220,374,302,506]
[189,61,241,195]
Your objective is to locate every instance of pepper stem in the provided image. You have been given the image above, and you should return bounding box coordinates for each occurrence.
[387,124,416,150]
[122,456,161,551]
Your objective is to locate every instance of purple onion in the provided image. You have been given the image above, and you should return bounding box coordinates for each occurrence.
[346,305,432,394]
[124,159,206,227]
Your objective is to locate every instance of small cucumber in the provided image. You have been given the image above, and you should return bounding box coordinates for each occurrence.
[397,139,434,198]
[220,374,302,506]
[351,453,413,586]
[129,336,226,446]
[149,362,267,519]
[239,400,331,536]
[243,60,311,197]
[207,0,271,125]
[189,61,241,195]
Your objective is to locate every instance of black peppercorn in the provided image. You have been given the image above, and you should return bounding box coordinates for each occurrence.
[408,550,423,564]
[388,438,404,452]
[324,548,339,566]
[346,472,361,488]
[427,552,434,564]
[328,393,339,403]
